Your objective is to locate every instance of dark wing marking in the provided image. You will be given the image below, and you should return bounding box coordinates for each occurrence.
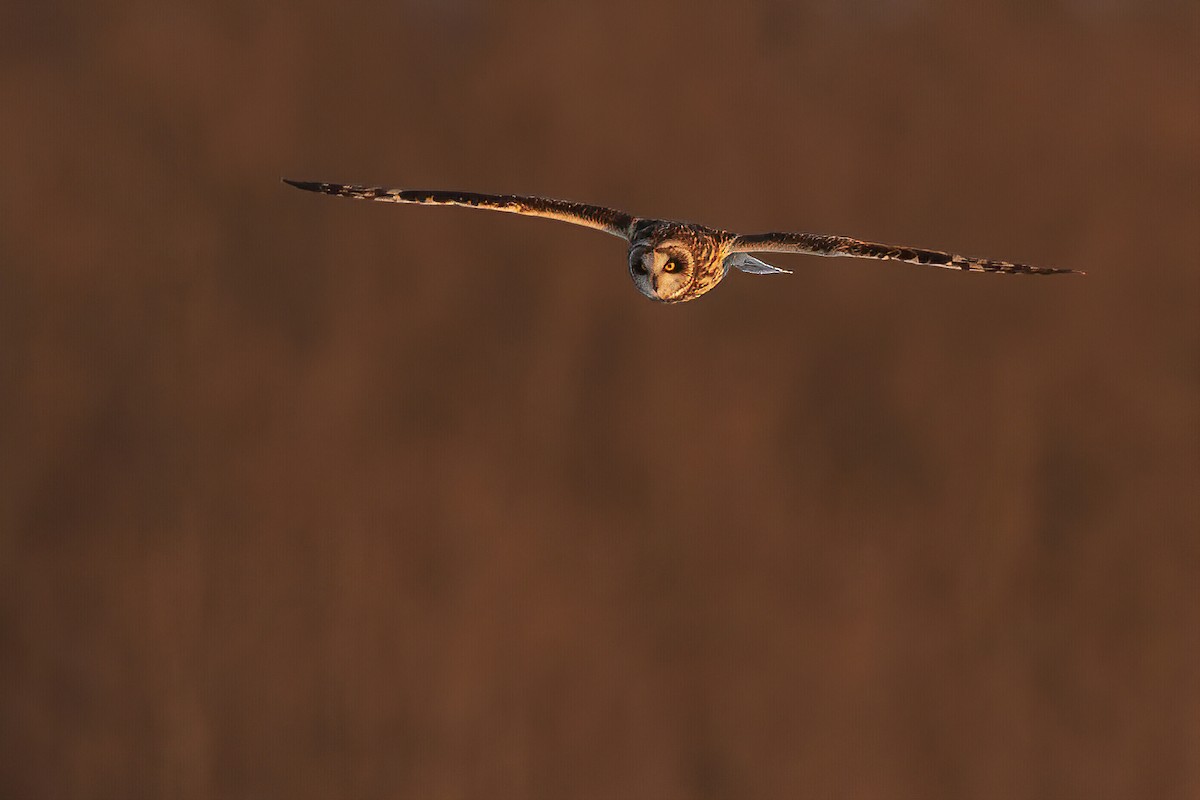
[729,231,1082,275]
[283,179,634,240]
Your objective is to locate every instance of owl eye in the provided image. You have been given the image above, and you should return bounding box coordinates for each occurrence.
[632,260,648,275]
[663,259,682,273]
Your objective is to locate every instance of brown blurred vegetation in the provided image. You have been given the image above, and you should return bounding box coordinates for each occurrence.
[2,1,1198,797]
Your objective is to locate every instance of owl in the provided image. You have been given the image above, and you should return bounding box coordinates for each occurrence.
[284,179,1081,303]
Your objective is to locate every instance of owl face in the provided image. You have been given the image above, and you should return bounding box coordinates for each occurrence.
[628,240,702,303]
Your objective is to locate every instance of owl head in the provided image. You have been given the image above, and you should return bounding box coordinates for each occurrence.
[628,240,700,303]
[627,219,731,303]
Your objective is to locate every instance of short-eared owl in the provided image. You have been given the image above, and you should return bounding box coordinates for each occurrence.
[284,179,1081,303]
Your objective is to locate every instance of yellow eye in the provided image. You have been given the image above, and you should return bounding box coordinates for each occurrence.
[664,259,681,273]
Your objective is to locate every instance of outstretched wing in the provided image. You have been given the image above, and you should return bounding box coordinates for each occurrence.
[729,231,1082,275]
[283,179,635,240]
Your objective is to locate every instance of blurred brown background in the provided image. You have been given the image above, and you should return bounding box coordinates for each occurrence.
[2,0,1198,797]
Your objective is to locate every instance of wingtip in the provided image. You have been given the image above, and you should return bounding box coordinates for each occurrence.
[1034,265,1086,276]
[282,178,320,192]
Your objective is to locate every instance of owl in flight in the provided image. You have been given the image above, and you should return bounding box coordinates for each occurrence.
[284,179,1081,303]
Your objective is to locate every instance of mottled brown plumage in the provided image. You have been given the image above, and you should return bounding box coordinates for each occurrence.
[284,179,1082,304]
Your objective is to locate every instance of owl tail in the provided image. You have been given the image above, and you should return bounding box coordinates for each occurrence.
[723,253,792,275]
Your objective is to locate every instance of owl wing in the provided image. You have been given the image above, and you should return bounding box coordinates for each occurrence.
[283,179,635,240]
[728,231,1082,275]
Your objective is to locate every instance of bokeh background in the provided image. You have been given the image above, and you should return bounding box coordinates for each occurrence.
[2,0,1198,797]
